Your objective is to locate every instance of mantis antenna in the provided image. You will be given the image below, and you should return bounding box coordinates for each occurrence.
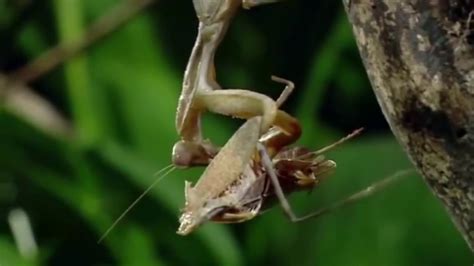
[294,128,364,161]
[98,164,176,243]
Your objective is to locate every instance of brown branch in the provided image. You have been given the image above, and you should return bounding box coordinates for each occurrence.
[2,0,155,137]
[10,0,155,83]
[343,0,474,251]
[0,74,72,138]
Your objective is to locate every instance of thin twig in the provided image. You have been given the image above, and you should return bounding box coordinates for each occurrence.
[10,0,155,83]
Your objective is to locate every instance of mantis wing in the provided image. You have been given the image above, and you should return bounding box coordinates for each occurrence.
[189,117,262,205]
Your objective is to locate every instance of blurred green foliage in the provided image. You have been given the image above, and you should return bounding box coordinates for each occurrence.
[0,0,472,265]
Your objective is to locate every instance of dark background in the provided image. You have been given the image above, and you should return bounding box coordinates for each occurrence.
[0,0,472,265]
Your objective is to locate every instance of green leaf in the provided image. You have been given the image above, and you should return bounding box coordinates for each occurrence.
[53,0,108,146]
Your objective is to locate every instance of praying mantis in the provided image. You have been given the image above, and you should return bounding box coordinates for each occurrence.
[172,0,306,231]
[173,0,360,235]
[98,0,299,242]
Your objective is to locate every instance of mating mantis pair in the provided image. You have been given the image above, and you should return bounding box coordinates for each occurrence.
[172,0,356,235]
[99,0,305,241]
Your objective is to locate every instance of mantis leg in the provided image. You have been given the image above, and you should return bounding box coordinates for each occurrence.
[198,89,277,132]
[198,75,296,133]
[213,209,259,223]
[172,87,278,167]
[257,141,303,222]
[173,36,219,168]
[258,142,414,222]
[242,0,280,9]
[173,24,224,168]
[259,110,301,157]
[173,75,298,167]
[272,75,294,108]
[173,20,230,168]
[260,76,300,156]
[176,32,204,141]
[198,89,301,148]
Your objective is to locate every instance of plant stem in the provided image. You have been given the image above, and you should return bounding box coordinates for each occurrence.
[53,0,103,146]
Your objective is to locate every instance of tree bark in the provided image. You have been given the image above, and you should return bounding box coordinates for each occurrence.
[342,0,474,251]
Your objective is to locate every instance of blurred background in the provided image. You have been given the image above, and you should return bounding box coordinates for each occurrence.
[0,0,472,265]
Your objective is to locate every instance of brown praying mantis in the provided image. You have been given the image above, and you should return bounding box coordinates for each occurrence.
[172,0,306,230]
[173,0,351,235]
[98,0,297,242]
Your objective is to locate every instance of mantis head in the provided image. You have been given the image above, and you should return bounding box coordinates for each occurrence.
[177,181,227,235]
